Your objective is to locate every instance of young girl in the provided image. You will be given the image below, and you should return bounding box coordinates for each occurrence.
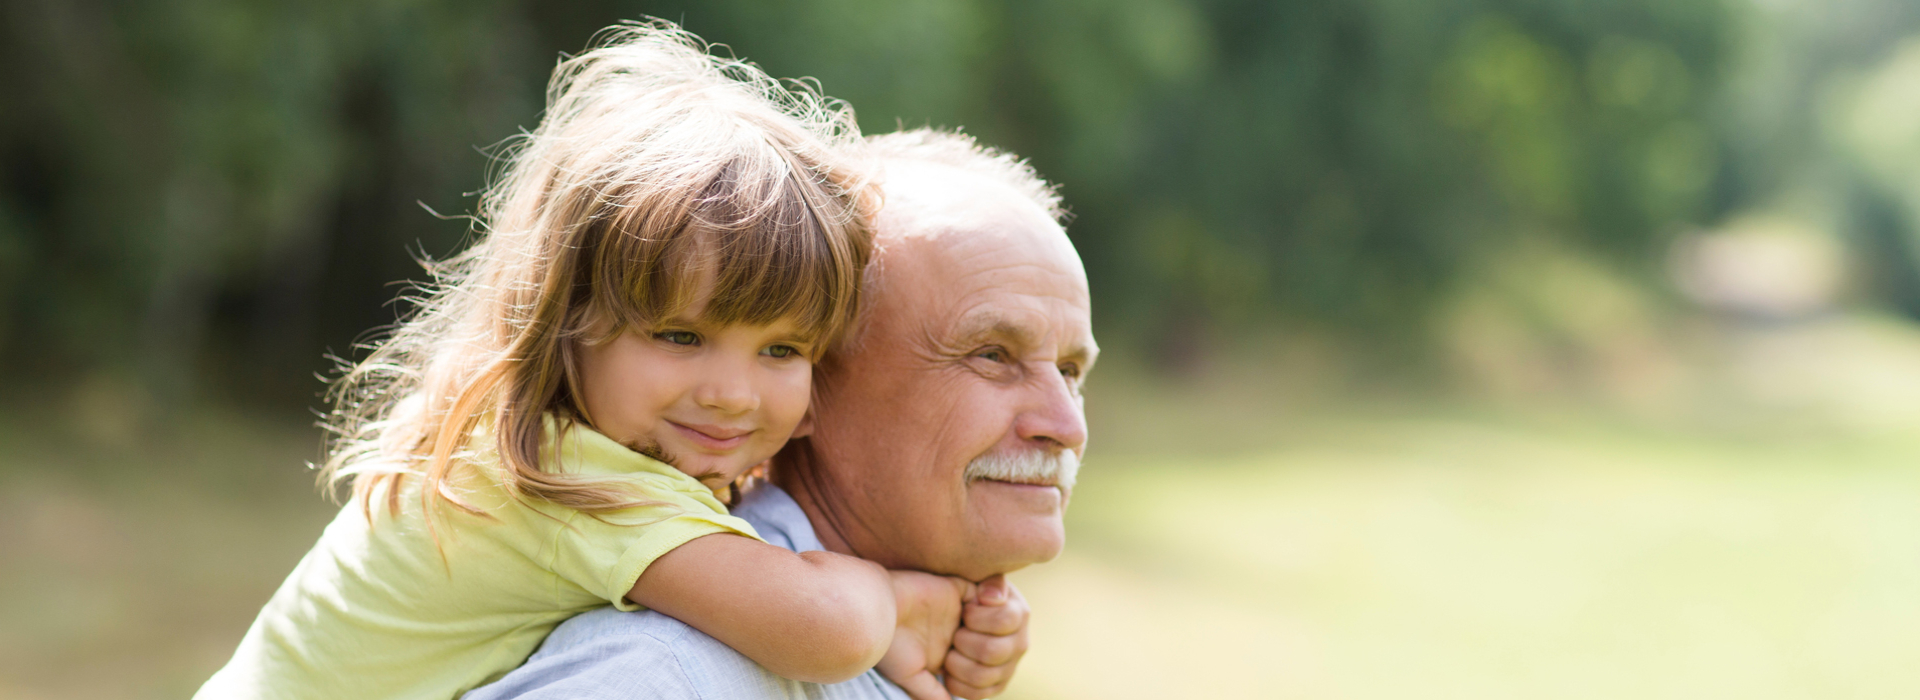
[198,23,965,699]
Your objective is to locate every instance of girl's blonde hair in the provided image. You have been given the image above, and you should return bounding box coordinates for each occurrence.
[320,20,874,519]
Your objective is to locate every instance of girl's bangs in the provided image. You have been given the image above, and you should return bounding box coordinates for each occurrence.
[602,155,861,345]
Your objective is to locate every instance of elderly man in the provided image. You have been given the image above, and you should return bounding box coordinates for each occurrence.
[463,128,1096,700]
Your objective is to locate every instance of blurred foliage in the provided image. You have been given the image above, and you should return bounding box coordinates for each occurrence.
[13,5,1920,696]
[4,0,1920,408]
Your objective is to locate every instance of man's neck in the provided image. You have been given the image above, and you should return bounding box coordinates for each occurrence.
[768,443,859,559]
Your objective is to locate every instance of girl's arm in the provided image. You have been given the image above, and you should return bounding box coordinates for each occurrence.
[626,533,896,684]
[873,573,1031,700]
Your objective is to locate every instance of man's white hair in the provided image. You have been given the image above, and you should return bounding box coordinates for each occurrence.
[826,128,1067,357]
[863,128,1066,224]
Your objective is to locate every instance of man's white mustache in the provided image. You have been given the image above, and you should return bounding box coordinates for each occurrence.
[963,448,1079,489]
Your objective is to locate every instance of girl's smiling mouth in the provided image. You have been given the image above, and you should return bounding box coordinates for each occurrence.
[668,420,754,451]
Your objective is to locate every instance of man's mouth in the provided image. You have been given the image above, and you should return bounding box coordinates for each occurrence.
[970,478,1070,512]
[973,475,1059,487]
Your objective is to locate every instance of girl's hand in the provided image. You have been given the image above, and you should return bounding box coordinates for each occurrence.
[877,571,975,700]
[942,574,1030,699]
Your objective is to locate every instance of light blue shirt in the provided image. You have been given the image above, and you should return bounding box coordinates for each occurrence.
[463,483,911,700]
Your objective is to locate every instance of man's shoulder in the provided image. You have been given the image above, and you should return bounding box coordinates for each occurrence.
[465,608,764,700]
[731,480,823,553]
[539,606,698,648]
[467,607,907,700]
[539,608,746,670]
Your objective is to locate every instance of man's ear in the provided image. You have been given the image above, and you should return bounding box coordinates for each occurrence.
[790,407,815,438]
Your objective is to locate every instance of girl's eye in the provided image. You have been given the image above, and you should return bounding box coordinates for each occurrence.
[656,330,699,346]
[762,344,799,359]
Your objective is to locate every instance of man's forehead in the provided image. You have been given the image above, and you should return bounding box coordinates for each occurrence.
[867,158,1095,359]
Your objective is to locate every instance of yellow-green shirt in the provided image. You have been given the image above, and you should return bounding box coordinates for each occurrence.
[195,422,760,700]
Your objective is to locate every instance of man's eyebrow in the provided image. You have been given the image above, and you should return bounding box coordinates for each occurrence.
[1061,340,1098,368]
[953,313,1039,348]
[952,311,1098,366]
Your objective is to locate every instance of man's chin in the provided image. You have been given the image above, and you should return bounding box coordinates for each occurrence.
[961,479,1068,574]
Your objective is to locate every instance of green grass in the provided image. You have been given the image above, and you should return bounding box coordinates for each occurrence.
[0,408,338,699]
[4,390,1919,699]
[1006,411,1920,699]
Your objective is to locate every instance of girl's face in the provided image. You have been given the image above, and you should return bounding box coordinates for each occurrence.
[575,308,817,493]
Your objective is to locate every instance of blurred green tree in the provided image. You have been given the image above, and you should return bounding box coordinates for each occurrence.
[4,0,1914,412]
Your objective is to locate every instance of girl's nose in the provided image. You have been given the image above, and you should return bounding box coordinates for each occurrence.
[694,373,758,414]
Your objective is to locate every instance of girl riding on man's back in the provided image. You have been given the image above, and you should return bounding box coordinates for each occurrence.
[197,23,981,700]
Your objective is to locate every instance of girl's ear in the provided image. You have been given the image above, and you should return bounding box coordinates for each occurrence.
[790,407,815,438]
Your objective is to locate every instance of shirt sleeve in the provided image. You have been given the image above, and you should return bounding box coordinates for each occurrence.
[533,475,763,610]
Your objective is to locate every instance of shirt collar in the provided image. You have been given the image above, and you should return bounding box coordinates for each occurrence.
[730,481,825,553]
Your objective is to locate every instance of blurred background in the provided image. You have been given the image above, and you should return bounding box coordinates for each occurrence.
[7,0,1920,697]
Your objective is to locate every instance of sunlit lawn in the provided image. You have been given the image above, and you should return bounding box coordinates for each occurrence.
[4,379,1919,699]
[1009,410,1920,700]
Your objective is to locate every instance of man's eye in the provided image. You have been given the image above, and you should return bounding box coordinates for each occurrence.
[656,330,699,346]
[976,348,1008,363]
[1059,363,1081,380]
[762,344,799,359]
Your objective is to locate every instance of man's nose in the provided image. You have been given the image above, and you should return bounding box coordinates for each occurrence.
[1014,367,1087,453]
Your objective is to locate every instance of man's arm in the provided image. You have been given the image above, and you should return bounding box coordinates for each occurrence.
[628,533,896,685]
